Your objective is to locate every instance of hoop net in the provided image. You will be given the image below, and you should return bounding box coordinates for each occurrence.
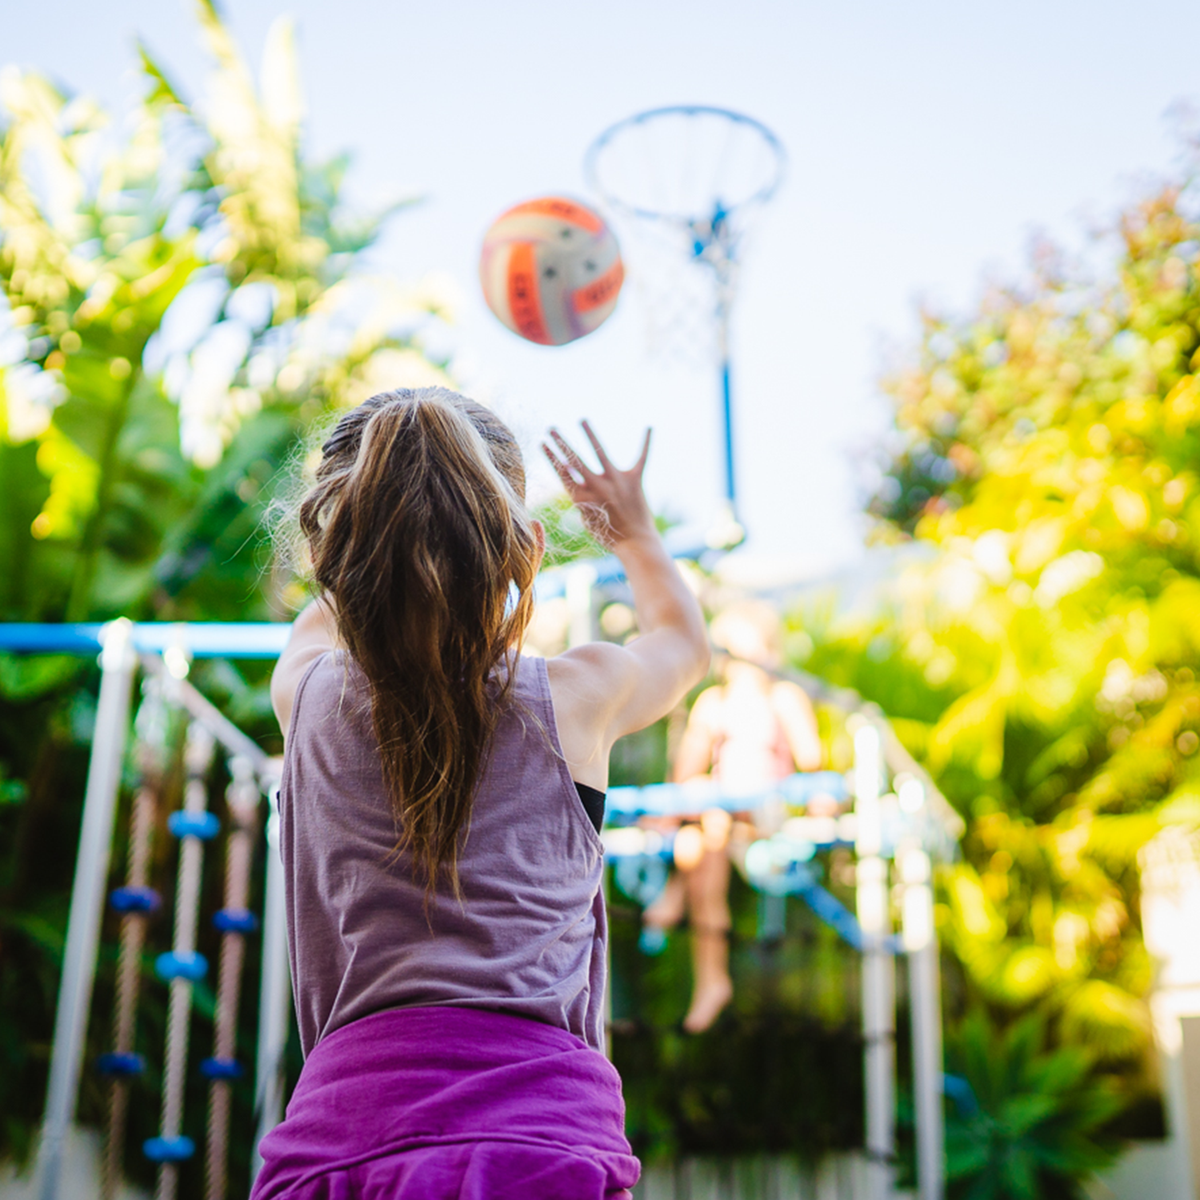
[586,107,785,364]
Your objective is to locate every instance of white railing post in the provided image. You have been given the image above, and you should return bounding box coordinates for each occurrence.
[854,719,894,1200]
[1141,828,1200,1200]
[35,619,138,1200]
[899,800,944,1200]
[252,770,291,1179]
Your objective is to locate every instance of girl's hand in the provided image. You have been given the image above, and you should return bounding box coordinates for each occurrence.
[542,421,656,548]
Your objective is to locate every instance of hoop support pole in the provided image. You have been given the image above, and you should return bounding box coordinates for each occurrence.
[715,258,739,526]
[720,357,736,511]
[35,620,138,1200]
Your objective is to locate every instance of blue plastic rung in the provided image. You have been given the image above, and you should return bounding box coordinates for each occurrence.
[96,1051,145,1077]
[167,811,220,841]
[155,951,208,982]
[109,885,161,914]
[143,1135,195,1163]
[213,907,259,934]
[200,1056,244,1080]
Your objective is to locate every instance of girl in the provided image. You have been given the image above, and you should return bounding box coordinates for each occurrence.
[645,602,823,1033]
[252,388,709,1200]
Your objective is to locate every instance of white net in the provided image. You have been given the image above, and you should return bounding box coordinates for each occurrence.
[586,107,784,365]
[611,217,723,364]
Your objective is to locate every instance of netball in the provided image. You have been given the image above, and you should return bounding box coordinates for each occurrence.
[479,196,624,346]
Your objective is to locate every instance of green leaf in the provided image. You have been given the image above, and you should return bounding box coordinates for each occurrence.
[0,655,82,702]
[136,40,187,108]
[0,442,50,618]
[997,1092,1058,1135]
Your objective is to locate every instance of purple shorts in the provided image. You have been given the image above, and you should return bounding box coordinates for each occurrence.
[250,1005,640,1200]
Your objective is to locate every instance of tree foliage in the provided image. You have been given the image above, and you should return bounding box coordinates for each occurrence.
[799,147,1200,1177]
[0,3,447,1177]
[0,0,448,627]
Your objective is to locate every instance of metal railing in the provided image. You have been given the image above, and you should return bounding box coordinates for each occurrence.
[0,618,957,1200]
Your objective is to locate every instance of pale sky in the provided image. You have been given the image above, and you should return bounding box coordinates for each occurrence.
[5,1,1200,577]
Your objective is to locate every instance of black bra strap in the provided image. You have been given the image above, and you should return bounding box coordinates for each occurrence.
[573,781,605,834]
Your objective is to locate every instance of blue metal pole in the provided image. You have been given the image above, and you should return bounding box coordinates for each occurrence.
[711,209,741,540]
[0,623,291,658]
[720,353,736,509]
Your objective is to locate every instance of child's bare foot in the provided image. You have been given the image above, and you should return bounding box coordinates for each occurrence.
[682,973,734,1033]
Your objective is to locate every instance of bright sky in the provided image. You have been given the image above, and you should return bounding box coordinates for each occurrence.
[6,1,1200,578]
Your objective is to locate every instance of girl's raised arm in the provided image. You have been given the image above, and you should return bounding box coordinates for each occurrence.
[542,423,710,765]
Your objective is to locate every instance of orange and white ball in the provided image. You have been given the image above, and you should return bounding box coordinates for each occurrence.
[479,197,624,346]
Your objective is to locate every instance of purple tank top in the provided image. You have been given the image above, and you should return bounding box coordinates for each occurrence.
[279,651,608,1057]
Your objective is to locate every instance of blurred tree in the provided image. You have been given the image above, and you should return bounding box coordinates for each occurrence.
[799,149,1200,1162]
[0,0,449,1180]
[0,0,449,626]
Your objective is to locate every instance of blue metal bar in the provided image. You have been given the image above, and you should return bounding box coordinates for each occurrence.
[608,770,846,818]
[0,623,291,658]
[0,624,111,654]
[793,878,868,952]
[795,879,904,955]
[774,868,903,955]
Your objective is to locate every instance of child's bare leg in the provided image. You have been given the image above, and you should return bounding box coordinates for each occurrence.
[643,821,701,929]
[682,810,734,1033]
[643,867,687,929]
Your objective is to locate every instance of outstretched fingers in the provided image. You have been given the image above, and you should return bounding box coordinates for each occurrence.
[545,420,658,548]
[581,420,616,473]
[581,421,652,481]
[548,428,594,482]
[541,440,577,492]
[545,421,653,499]
[633,428,652,475]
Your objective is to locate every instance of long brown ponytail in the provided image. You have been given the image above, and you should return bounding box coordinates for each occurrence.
[298,388,540,897]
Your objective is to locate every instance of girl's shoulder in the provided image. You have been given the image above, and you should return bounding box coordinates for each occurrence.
[283,650,373,740]
[543,642,643,728]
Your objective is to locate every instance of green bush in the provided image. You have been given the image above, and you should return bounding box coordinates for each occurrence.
[945,1012,1125,1200]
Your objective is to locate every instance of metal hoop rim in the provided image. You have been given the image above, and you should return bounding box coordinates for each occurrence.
[585,105,787,224]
